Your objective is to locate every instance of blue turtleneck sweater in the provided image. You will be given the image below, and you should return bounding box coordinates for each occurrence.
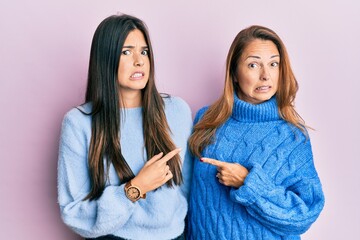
[187,95,324,240]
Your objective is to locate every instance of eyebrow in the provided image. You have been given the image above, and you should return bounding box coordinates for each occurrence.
[122,45,149,49]
[246,55,280,60]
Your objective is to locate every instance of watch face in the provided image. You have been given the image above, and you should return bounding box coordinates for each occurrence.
[127,186,140,200]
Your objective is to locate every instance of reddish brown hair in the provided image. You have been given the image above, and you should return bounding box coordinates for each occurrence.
[189,25,306,157]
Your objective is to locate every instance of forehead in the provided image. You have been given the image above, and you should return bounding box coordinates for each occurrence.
[124,29,147,45]
[241,39,279,59]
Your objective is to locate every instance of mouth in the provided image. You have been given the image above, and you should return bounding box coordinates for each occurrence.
[130,72,145,80]
[255,86,271,91]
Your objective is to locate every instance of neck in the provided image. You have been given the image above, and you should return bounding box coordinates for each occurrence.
[119,90,142,108]
[231,94,280,122]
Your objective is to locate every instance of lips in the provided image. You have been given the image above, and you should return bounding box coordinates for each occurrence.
[130,72,144,80]
[255,86,271,91]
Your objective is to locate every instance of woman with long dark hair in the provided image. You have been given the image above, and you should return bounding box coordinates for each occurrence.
[186,25,324,239]
[57,14,192,240]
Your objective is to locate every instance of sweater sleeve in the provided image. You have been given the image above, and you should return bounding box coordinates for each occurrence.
[229,140,325,236]
[180,106,207,199]
[57,111,136,238]
[177,99,194,200]
[180,147,194,200]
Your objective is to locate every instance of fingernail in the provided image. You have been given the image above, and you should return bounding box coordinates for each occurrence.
[200,158,204,162]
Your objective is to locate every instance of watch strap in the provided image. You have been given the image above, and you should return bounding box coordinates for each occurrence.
[124,181,146,202]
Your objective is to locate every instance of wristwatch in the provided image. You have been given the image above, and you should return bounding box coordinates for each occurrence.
[124,181,146,202]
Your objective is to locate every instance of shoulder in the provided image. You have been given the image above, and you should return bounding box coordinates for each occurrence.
[59,104,93,150]
[62,103,92,131]
[163,95,192,118]
[282,122,310,144]
[275,122,314,163]
[162,96,193,132]
[194,106,209,124]
[163,95,192,123]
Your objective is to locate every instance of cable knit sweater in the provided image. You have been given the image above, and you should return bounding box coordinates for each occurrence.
[187,95,324,240]
[57,96,193,240]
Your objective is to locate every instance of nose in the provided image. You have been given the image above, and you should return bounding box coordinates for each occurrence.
[134,53,144,67]
[260,67,270,81]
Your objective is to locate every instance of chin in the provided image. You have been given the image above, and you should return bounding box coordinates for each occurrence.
[255,96,273,104]
[132,82,148,90]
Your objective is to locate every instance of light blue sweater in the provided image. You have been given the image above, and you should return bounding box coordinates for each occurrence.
[187,95,324,240]
[57,96,193,240]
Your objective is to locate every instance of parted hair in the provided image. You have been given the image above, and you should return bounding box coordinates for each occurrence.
[83,14,182,200]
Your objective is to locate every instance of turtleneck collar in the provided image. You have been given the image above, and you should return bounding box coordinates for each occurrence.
[231,93,281,122]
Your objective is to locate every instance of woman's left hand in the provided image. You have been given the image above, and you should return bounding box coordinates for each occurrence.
[201,157,249,188]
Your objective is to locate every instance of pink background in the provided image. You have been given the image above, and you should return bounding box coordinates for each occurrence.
[1,0,359,239]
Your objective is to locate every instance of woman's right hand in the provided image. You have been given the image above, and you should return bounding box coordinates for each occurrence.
[131,148,181,194]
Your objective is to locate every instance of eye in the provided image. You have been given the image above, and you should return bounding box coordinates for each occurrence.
[141,49,149,56]
[271,62,279,67]
[248,63,258,69]
[122,50,131,55]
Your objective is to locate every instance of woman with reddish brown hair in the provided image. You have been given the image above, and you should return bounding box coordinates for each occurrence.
[186,25,324,240]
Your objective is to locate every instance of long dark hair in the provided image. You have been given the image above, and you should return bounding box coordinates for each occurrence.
[83,14,182,200]
[190,25,306,157]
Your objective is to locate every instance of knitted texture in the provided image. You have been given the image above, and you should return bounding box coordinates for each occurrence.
[57,96,193,240]
[187,95,324,240]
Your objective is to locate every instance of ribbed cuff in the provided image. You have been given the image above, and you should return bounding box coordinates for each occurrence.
[230,164,274,206]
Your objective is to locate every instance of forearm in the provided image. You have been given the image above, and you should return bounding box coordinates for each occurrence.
[59,183,135,238]
[230,163,324,235]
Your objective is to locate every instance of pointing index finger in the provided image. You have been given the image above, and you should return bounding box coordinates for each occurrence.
[200,157,225,167]
[159,148,182,164]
